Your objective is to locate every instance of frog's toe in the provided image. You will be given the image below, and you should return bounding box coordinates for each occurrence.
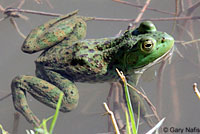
[21,41,37,54]
[29,113,41,127]
[60,99,78,112]
[59,89,79,112]
[143,114,155,128]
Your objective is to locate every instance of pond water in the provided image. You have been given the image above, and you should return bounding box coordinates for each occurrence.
[0,0,200,134]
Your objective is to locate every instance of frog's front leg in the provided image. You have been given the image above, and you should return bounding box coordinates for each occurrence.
[11,71,79,126]
[127,81,154,127]
[128,87,154,127]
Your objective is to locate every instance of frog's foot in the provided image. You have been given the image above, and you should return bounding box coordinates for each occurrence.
[11,75,79,126]
[11,80,41,127]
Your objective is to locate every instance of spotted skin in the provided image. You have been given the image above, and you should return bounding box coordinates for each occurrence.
[11,11,174,127]
[21,10,93,53]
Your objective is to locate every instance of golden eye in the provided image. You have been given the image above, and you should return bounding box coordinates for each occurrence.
[141,39,154,53]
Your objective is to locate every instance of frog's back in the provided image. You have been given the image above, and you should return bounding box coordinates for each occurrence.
[35,38,119,83]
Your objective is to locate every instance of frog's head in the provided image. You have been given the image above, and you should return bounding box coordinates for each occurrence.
[123,21,174,83]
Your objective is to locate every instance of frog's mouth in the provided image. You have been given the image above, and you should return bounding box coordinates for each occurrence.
[134,46,174,74]
[155,46,174,64]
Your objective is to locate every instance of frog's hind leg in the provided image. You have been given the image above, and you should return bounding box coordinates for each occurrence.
[11,75,79,127]
[21,10,90,54]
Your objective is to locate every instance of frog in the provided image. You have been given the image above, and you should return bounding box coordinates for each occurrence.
[11,10,174,127]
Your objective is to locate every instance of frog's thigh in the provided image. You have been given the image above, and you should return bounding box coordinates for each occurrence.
[36,69,79,110]
[11,75,79,123]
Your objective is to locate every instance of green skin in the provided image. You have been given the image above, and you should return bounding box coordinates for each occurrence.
[11,10,174,127]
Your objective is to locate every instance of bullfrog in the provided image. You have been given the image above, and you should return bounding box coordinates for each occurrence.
[11,10,174,127]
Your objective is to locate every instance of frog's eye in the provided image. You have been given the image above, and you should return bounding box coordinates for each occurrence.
[141,39,154,53]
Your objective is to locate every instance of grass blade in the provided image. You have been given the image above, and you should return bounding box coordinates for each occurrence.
[136,102,140,133]
[146,118,165,134]
[125,110,131,134]
[116,69,137,134]
[0,124,8,134]
[49,92,64,134]
[123,80,137,134]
